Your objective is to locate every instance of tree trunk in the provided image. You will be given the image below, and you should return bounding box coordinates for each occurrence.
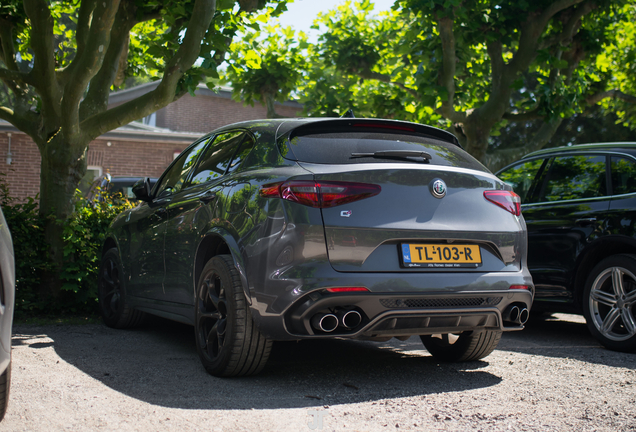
[483,117,564,172]
[461,114,494,164]
[38,133,88,297]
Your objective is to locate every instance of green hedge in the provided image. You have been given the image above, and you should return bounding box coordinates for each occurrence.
[1,175,133,318]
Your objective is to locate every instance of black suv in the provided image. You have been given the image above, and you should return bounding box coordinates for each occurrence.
[497,143,636,352]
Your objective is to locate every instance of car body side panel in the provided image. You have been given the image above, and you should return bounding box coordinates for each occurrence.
[609,193,636,233]
[163,182,226,304]
[124,199,170,299]
[0,207,15,371]
[523,198,610,306]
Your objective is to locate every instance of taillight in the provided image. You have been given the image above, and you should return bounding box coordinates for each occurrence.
[483,190,521,216]
[509,285,529,290]
[325,287,369,293]
[260,181,381,208]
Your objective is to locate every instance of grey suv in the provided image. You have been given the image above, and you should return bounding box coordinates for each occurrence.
[498,143,636,352]
[100,118,534,376]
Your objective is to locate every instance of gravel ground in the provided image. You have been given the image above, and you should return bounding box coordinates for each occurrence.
[0,313,634,432]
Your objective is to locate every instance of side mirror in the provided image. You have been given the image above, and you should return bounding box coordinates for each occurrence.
[132,178,152,202]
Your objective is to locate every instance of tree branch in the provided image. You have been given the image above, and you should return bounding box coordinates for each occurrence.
[0,106,41,142]
[80,0,217,140]
[539,0,596,50]
[61,0,121,138]
[488,40,504,90]
[0,18,19,72]
[483,117,564,171]
[80,2,137,121]
[586,89,636,106]
[0,67,32,86]
[436,15,465,122]
[23,0,61,120]
[508,0,584,75]
[74,0,93,61]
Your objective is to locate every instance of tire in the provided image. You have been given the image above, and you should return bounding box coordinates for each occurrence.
[582,254,636,353]
[195,255,272,377]
[0,361,10,421]
[420,330,502,362]
[98,248,145,329]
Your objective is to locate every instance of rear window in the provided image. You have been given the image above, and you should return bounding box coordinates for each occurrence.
[279,131,485,171]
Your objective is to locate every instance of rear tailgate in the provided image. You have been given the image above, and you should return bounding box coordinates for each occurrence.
[301,163,524,273]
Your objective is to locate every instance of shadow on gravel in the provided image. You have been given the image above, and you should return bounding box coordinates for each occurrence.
[498,313,636,367]
[12,316,501,410]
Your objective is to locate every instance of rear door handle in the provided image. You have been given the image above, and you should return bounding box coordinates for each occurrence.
[200,191,217,204]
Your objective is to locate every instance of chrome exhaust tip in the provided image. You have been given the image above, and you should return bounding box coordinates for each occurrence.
[503,305,520,323]
[337,309,362,329]
[519,308,529,325]
[311,313,338,332]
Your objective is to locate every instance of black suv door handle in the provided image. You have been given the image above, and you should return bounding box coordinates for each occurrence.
[200,191,217,204]
[575,217,597,226]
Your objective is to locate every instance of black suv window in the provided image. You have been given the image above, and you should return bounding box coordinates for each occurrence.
[154,137,211,198]
[611,156,636,196]
[539,155,607,202]
[189,131,246,185]
[497,158,546,203]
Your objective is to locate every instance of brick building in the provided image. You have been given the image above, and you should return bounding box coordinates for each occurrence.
[0,82,303,201]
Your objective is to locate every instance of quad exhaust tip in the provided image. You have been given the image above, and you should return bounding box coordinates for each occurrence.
[311,309,362,332]
[337,309,362,329]
[311,313,339,332]
[503,305,529,325]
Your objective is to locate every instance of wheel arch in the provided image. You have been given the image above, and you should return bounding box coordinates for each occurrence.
[194,228,251,305]
[102,237,118,257]
[572,235,636,308]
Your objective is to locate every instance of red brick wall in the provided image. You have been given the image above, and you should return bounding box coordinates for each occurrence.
[0,132,42,200]
[157,93,302,132]
[89,138,190,179]
[1,88,303,201]
[0,132,193,202]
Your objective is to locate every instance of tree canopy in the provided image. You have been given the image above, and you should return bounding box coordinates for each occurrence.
[0,0,288,292]
[226,0,636,170]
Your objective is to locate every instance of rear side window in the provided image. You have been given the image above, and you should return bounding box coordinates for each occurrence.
[611,156,636,196]
[189,131,245,185]
[226,135,255,175]
[539,155,607,202]
[281,131,485,171]
[154,137,211,197]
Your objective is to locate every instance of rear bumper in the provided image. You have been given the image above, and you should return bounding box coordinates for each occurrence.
[254,288,533,340]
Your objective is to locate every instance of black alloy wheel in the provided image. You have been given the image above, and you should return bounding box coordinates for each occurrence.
[98,248,145,328]
[197,265,229,363]
[195,255,271,377]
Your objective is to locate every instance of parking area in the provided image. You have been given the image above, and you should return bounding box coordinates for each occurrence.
[0,313,634,431]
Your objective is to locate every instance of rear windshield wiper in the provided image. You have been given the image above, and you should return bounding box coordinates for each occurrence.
[350,150,432,161]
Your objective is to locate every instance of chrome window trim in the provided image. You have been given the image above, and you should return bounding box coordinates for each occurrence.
[521,195,610,208]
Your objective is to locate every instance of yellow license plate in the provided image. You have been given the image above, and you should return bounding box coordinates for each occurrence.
[401,244,482,268]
